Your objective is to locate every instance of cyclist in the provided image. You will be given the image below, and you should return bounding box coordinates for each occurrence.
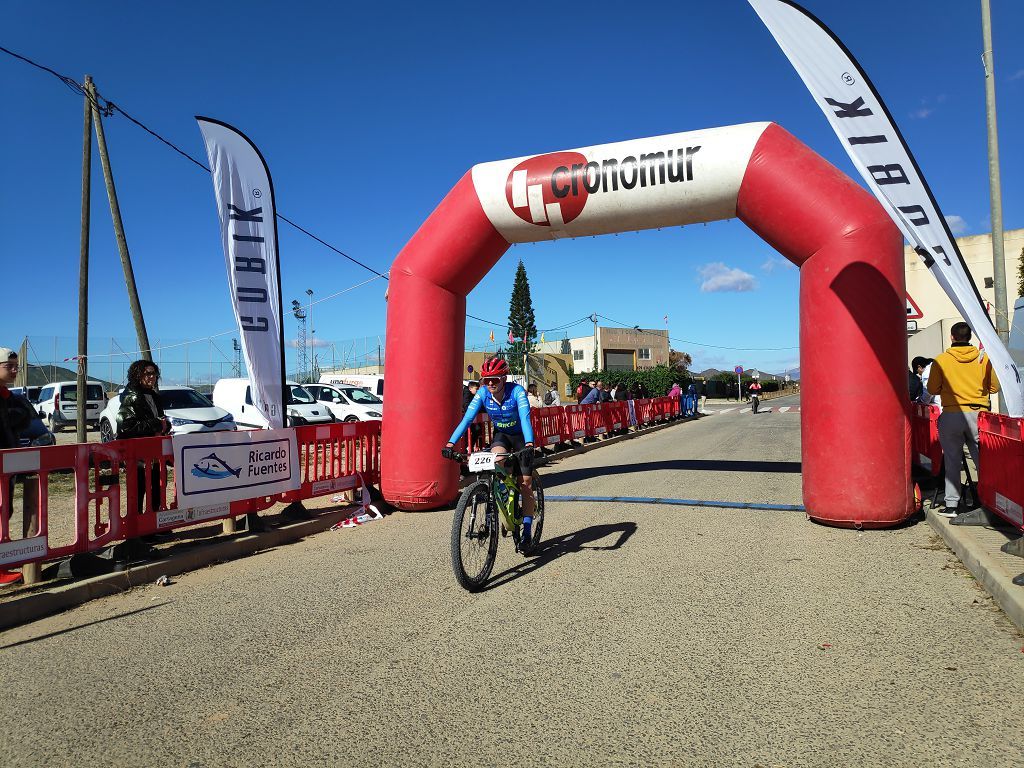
[443,356,537,548]
[748,379,763,413]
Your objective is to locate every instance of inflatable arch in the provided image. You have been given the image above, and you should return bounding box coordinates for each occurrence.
[382,122,915,528]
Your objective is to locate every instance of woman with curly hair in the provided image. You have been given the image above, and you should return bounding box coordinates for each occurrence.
[116,361,170,559]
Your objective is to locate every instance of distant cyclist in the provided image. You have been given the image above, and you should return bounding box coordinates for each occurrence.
[443,356,537,546]
[748,379,763,413]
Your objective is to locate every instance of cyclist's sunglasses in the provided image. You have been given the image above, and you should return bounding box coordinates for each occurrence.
[482,377,503,386]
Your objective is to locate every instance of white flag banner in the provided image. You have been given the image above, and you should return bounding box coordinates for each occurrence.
[197,117,286,428]
[748,0,1023,416]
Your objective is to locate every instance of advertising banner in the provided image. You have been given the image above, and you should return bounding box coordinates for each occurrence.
[748,0,1023,416]
[197,117,287,427]
[173,428,300,508]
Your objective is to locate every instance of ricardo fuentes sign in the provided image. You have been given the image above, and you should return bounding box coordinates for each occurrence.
[173,428,300,508]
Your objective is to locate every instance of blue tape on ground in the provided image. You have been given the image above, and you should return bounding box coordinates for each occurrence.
[544,495,805,512]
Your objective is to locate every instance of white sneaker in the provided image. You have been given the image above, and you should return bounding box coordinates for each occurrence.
[936,508,958,518]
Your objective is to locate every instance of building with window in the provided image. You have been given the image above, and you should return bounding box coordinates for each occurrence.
[536,327,670,374]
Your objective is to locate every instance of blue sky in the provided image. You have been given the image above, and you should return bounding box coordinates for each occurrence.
[2,0,1022,381]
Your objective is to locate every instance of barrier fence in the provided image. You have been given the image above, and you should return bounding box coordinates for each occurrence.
[0,421,381,571]
[910,404,1024,533]
[978,411,1024,531]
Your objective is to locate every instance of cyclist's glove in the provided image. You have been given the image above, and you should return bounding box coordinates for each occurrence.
[441,447,456,460]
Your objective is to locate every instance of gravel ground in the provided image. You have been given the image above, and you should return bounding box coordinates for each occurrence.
[1,395,1022,767]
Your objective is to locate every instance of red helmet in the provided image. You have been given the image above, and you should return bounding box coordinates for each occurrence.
[480,356,510,378]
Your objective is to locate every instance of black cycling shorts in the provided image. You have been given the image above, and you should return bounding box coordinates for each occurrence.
[490,431,534,477]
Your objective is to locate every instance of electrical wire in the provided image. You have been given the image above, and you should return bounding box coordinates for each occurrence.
[596,314,798,352]
[0,45,390,282]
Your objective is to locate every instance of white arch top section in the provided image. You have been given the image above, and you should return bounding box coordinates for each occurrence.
[471,122,770,243]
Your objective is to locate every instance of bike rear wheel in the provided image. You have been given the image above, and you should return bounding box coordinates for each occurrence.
[530,471,545,551]
[451,480,498,591]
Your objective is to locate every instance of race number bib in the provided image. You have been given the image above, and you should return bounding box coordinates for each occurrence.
[468,452,497,472]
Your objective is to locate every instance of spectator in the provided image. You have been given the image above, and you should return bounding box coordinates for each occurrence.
[636,382,650,399]
[543,380,560,407]
[576,380,590,403]
[0,347,35,586]
[911,356,936,406]
[927,322,999,518]
[580,379,604,405]
[117,360,170,557]
[695,380,707,413]
[527,383,544,409]
[599,382,612,403]
[668,382,682,398]
[615,383,630,402]
[908,358,925,402]
[463,380,482,450]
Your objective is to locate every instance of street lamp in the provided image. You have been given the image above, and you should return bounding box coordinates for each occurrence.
[291,299,307,382]
[306,288,315,383]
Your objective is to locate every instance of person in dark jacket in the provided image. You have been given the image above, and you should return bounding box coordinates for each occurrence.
[117,360,170,525]
[462,380,481,450]
[0,347,36,585]
[0,347,34,450]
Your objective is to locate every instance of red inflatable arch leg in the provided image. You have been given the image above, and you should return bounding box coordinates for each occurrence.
[737,124,913,527]
[383,122,914,528]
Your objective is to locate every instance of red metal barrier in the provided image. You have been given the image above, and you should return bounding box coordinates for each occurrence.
[978,412,1024,531]
[634,399,654,425]
[910,404,942,476]
[562,404,591,441]
[586,403,607,436]
[457,412,494,454]
[0,421,382,570]
[531,406,569,447]
[603,401,628,433]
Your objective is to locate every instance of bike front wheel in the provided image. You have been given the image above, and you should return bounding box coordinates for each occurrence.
[451,480,498,591]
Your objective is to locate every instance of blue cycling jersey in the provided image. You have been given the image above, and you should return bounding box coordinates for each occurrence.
[448,383,534,445]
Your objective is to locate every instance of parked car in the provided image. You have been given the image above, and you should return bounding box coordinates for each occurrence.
[9,386,41,404]
[97,385,237,443]
[18,411,56,447]
[319,373,384,400]
[211,378,335,429]
[305,383,383,422]
[35,381,106,432]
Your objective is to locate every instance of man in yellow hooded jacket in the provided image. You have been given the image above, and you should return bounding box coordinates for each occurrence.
[927,321,1000,518]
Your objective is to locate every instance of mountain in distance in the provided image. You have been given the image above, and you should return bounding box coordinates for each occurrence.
[696,367,800,380]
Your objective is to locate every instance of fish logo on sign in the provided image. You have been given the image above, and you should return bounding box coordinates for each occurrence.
[191,453,242,480]
[506,152,590,228]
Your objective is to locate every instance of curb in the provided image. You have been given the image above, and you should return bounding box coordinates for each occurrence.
[927,510,1024,633]
[0,505,359,632]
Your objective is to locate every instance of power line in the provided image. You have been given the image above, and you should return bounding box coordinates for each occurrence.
[596,314,798,352]
[0,45,389,281]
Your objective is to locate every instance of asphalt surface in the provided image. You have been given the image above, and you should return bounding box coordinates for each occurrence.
[2,394,1023,767]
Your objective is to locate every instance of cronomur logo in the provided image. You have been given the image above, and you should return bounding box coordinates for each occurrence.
[505,146,703,227]
[191,453,242,480]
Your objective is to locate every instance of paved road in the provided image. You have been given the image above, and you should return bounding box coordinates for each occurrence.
[2,394,1023,767]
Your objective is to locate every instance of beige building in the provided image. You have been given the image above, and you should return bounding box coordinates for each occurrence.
[462,351,575,400]
[536,327,670,374]
[905,228,1024,344]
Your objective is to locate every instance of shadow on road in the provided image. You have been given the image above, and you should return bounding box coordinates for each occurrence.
[543,459,802,490]
[0,602,170,650]
[482,521,637,592]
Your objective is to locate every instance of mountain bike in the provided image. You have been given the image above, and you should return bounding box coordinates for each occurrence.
[442,447,545,592]
[750,390,761,414]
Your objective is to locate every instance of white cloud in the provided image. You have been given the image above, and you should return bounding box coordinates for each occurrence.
[910,107,933,119]
[944,215,968,235]
[1010,69,1024,81]
[761,256,796,273]
[287,337,331,349]
[697,262,757,293]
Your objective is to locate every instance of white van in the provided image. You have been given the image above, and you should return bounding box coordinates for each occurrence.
[305,383,383,422]
[35,380,107,432]
[320,373,384,400]
[212,378,335,429]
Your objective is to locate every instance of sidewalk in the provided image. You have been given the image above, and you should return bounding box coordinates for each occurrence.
[927,509,1024,632]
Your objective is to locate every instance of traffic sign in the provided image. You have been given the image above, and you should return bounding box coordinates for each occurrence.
[906,294,923,320]
[467,365,474,373]
[734,366,743,375]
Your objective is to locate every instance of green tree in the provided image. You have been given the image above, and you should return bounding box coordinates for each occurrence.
[1017,246,1024,298]
[669,349,692,373]
[507,260,537,376]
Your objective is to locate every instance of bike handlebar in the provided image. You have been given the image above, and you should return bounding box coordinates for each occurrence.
[441,446,534,464]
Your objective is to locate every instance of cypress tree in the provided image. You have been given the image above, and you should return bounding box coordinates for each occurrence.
[1017,246,1024,298]
[507,260,537,376]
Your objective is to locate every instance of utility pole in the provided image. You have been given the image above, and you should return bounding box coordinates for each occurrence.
[85,78,152,360]
[291,300,308,381]
[76,76,94,444]
[590,313,599,373]
[231,338,242,377]
[981,0,1008,343]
